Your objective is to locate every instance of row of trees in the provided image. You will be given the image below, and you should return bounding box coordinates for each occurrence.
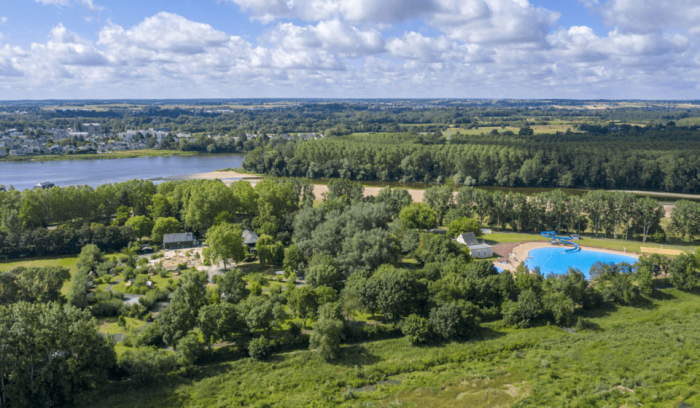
[244,130,700,193]
[396,186,666,242]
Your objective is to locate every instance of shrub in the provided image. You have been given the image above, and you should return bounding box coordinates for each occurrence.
[428,301,479,340]
[118,347,178,385]
[249,336,271,361]
[401,314,430,345]
[135,322,164,347]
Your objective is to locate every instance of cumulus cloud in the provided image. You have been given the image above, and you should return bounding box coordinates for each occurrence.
[32,24,108,66]
[429,0,560,44]
[1,0,700,99]
[264,20,384,56]
[585,0,700,34]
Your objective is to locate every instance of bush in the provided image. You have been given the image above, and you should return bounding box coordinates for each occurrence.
[401,314,430,345]
[428,301,479,340]
[134,322,164,347]
[248,336,271,361]
[118,347,178,385]
[289,321,302,337]
[90,299,124,317]
[503,289,543,328]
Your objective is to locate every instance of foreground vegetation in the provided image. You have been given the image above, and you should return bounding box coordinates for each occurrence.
[88,287,700,407]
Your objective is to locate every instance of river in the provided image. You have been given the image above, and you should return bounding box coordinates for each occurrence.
[0,154,245,191]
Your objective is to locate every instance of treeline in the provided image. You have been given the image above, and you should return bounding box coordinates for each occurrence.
[413,186,666,242]
[0,177,310,259]
[244,130,700,193]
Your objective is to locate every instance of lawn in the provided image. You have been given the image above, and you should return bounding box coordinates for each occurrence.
[110,270,179,294]
[90,288,700,407]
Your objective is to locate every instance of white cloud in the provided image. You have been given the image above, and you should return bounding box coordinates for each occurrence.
[264,20,384,56]
[1,2,700,99]
[429,0,560,44]
[228,0,435,23]
[31,24,108,66]
[98,12,230,57]
[36,0,102,11]
[1,17,7,24]
[585,0,700,34]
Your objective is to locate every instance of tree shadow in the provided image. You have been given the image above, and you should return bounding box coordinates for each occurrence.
[650,289,676,301]
[576,302,618,319]
[335,344,382,367]
[473,326,506,341]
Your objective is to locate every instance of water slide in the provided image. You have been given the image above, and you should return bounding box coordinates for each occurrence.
[540,231,580,252]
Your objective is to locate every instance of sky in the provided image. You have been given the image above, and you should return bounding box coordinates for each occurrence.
[0,0,698,100]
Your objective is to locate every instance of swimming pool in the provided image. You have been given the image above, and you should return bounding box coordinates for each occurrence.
[524,247,637,277]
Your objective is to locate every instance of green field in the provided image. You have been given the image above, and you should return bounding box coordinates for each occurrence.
[90,287,700,407]
[0,149,197,162]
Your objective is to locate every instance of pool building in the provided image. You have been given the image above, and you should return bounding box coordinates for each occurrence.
[456,232,493,259]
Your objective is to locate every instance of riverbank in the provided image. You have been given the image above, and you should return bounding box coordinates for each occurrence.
[0,149,197,162]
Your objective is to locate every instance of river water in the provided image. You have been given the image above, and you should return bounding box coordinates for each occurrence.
[0,154,245,191]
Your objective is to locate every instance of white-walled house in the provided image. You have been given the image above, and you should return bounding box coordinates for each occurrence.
[456,232,493,259]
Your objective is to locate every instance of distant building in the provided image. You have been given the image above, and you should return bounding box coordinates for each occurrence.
[163,232,198,250]
[241,230,259,252]
[456,232,493,259]
[81,123,103,135]
[35,181,55,190]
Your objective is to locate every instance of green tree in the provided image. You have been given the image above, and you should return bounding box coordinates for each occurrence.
[428,301,479,340]
[176,331,205,369]
[306,255,343,290]
[287,285,318,328]
[256,234,284,266]
[423,185,455,225]
[152,217,181,244]
[283,244,306,275]
[197,302,244,349]
[125,215,154,241]
[401,314,431,345]
[671,200,700,242]
[375,187,413,217]
[446,217,481,238]
[206,223,245,270]
[248,336,272,361]
[399,203,438,230]
[634,197,665,243]
[149,193,173,219]
[324,178,364,204]
[215,269,249,304]
[0,302,116,407]
[310,302,345,361]
[503,289,543,328]
[158,271,209,347]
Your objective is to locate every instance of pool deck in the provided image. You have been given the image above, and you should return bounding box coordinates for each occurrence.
[495,241,641,273]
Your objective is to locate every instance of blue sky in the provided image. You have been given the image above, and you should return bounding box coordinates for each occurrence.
[0,0,698,99]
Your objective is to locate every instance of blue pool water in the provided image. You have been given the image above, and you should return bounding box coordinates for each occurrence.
[525,247,637,277]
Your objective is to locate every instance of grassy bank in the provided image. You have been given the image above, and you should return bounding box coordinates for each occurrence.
[90,288,700,407]
[0,149,197,162]
[484,231,698,254]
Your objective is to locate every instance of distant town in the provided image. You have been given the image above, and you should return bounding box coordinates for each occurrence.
[0,120,324,158]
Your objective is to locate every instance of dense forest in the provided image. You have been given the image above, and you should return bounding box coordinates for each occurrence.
[244,129,700,193]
